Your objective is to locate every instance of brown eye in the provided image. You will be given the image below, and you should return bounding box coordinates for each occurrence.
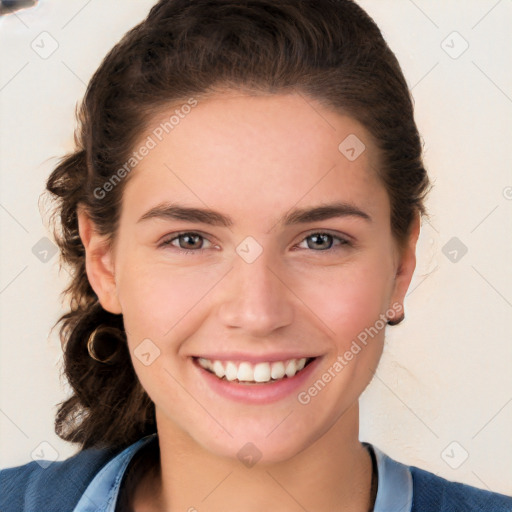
[175,233,204,250]
[159,232,213,253]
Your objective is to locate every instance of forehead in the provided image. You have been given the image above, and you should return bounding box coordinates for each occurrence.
[122,92,389,228]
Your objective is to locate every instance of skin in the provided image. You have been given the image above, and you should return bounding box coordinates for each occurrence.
[78,92,420,511]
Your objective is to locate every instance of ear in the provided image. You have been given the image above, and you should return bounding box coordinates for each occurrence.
[389,213,421,311]
[77,206,122,314]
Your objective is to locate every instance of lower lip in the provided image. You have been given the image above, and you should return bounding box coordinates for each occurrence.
[193,357,323,404]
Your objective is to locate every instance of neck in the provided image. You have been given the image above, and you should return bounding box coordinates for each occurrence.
[141,402,374,512]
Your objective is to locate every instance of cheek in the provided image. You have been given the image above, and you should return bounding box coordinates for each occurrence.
[115,262,206,410]
[116,255,221,343]
[297,264,391,411]
[299,260,394,346]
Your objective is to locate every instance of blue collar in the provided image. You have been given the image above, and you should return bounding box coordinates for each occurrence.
[372,444,413,511]
[72,436,412,512]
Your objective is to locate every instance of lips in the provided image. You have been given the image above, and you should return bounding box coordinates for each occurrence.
[194,356,315,383]
[192,354,323,404]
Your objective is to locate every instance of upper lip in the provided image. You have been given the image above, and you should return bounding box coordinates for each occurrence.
[192,352,321,363]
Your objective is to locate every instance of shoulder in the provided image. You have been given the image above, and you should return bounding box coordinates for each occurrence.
[370,443,512,512]
[409,464,512,512]
[0,445,118,512]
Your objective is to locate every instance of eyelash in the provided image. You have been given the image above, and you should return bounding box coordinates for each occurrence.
[158,231,352,255]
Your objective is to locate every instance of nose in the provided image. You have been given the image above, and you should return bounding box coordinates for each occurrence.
[217,250,295,337]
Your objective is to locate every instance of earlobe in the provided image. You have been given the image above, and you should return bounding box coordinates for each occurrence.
[77,207,122,315]
[390,213,421,311]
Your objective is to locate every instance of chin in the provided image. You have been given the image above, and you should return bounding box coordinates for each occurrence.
[200,432,313,466]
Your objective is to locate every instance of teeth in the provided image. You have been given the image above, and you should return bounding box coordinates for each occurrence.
[254,362,271,383]
[212,360,225,378]
[270,361,285,380]
[196,357,311,383]
[285,360,296,377]
[198,357,212,371]
[225,361,238,381]
[237,362,253,382]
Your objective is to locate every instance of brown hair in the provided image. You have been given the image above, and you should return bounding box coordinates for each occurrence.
[47,0,430,451]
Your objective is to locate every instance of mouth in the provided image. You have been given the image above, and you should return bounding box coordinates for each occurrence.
[193,356,317,385]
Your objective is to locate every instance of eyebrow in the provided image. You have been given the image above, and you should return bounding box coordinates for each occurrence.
[137,201,371,230]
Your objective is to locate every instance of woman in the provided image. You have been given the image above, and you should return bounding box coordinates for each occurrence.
[1,0,511,510]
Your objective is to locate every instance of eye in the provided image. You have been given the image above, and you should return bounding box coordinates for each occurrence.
[158,230,352,255]
[296,232,351,252]
[159,232,214,254]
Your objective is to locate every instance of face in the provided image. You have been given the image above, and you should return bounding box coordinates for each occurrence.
[81,92,418,463]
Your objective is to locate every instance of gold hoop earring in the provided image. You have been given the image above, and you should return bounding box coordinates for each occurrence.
[87,326,121,364]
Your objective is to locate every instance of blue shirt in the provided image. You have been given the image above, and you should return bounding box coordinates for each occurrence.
[2,435,512,511]
[71,434,411,512]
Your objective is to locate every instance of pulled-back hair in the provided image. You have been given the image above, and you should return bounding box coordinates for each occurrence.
[47,0,430,451]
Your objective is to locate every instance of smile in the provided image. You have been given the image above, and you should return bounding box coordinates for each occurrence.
[195,357,316,384]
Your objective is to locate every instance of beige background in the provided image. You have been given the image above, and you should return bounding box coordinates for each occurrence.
[1,0,511,496]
